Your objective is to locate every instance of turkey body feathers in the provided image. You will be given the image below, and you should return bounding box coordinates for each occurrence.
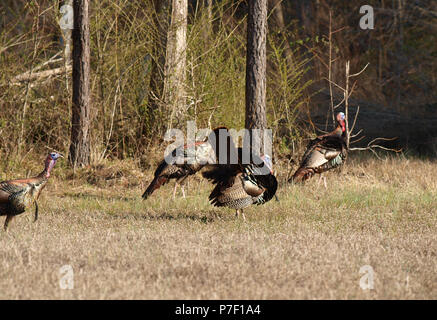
[208,173,254,209]
[204,168,277,210]
[291,134,347,183]
[142,156,200,200]
[0,177,47,217]
[202,129,278,211]
[142,127,225,200]
[251,172,278,204]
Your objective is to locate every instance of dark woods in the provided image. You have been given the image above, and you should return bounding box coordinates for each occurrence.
[0,0,436,171]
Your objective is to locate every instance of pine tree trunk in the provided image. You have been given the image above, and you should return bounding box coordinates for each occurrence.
[148,0,168,107]
[245,0,267,156]
[69,0,90,168]
[139,0,169,142]
[164,0,188,129]
[202,0,213,42]
[270,0,293,68]
[395,0,404,112]
[206,0,212,21]
[60,0,73,66]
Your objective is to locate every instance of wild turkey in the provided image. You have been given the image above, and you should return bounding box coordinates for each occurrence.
[142,127,224,200]
[289,112,347,184]
[0,152,63,231]
[202,128,278,219]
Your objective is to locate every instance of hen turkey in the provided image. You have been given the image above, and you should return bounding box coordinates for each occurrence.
[0,152,62,231]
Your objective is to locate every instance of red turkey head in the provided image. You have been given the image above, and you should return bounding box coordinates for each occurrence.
[336,112,346,132]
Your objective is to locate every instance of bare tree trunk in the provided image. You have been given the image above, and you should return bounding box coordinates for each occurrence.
[60,0,73,92]
[60,0,73,66]
[394,0,404,112]
[270,0,293,67]
[245,0,268,156]
[206,0,212,21]
[139,0,169,141]
[164,0,188,129]
[299,0,313,36]
[148,0,168,106]
[202,0,213,41]
[69,0,90,168]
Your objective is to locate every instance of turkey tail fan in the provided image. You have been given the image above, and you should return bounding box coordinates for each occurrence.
[289,167,313,183]
[142,176,168,199]
[201,155,242,181]
[207,126,239,166]
[142,160,170,200]
[201,166,228,184]
[208,183,228,207]
[254,174,278,204]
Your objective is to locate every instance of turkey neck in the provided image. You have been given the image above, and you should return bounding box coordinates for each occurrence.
[35,170,49,185]
[33,165,52,196]
[37,159,56,180]
[331,123,345,137]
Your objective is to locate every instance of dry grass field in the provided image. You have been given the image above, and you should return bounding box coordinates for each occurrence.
[0,155,436,299]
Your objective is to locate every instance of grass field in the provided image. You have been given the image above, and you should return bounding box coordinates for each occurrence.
[0,155,436,299]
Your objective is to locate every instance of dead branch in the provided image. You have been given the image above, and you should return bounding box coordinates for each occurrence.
[0,34,28,55]
[349,62,369,77]
[349,137,401,159]
[207,105,220,130]
[348,80,358,99]
[10,65,71,85]
[328,9,335,128]
[350,128,363,138]
[306,13,398,160]
[333,96,345,109]
[344,61,350,147]
[349,134,365,144]
[349,105,360,134]
[302,44,328,69]
[340,60,398,157]
[323,77,346,92]
[32,51,63,73]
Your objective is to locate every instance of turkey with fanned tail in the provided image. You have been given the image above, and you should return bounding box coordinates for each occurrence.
[142,127,226,200]
[202,127,278,220]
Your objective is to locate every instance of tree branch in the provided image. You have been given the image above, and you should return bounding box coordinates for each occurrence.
[10,65,72,85]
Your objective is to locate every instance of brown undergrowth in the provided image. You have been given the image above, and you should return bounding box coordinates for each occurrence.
[0,154,435,299]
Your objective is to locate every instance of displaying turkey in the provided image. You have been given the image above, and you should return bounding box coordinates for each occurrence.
[142,127,225,200]
[202,128,278,219]
[289,112,347,184]
[0,152,63,231]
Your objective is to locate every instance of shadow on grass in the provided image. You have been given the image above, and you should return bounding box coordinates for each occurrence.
[114,210,231,224]
[59,192,236,223]
[59,192,138,202]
